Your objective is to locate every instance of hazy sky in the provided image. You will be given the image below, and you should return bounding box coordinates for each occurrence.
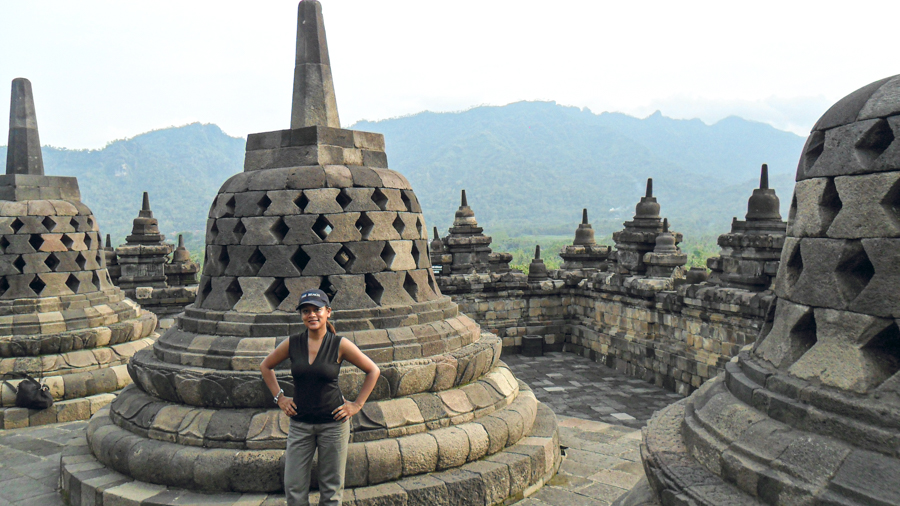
[1,1,898,149]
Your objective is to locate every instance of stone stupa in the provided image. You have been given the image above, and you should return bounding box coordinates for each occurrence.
[61,2,560,505]
[0,78,158,428]
[617,76,900,506]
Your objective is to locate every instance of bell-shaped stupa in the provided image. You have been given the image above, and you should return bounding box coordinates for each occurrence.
[0,79,158,428]
[62,3,559,504]
[618,76,900,506]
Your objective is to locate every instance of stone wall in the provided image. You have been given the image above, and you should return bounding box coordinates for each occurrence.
[437,272,772,396]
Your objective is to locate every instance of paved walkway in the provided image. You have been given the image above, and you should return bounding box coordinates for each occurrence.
[504,352,682,429]
[0,351,678,506]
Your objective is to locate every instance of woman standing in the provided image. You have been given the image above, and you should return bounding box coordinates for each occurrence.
[261,289,380,506]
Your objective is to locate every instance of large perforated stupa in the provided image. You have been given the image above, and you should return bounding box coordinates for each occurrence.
[617,76,900,506]
[0,79,158,428]
[61,2,560,504]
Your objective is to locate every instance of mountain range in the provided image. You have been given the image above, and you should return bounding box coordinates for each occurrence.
[0,101,807,255]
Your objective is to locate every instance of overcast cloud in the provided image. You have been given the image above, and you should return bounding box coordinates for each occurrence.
[1,0,898,148]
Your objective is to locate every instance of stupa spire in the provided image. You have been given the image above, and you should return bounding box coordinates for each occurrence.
[290,0,340,128]
[759,163,769,189]
[6,78,44,176]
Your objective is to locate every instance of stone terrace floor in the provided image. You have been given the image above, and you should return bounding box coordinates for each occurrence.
[0,351,680,506]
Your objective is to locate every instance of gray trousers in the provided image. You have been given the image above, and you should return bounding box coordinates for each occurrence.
[285,419,351,506]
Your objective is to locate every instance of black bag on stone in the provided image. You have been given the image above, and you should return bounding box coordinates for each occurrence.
[2,372,53,410]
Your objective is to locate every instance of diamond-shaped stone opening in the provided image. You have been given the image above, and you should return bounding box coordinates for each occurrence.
[10,218,23,234]
[336,189,353,210]
[69,217,79,231]
[786,310,817,367]
[265,278,290,310]
[380,242,395,269]
[91,271,101,291]
[802,130,825,173]
[427,270,438,296]
[247,248,266,276]
[225,278,243,308]
[28,234,43,252]
[312,216,333,241]
[371,188,388,211]
[784,242,803,288]
[270,218,289,243]
[392,215,405,237]
[334,246,355,270]
[76,252,87,270]
[416,217,424,238]
[42,216,56,233]
[295,192,309,213]
[411,242,420,267]
[233,221,246,242]
[215,246,231,274]
[66,274,81,294]
[61,234,74,250]
[818,178,842,230]
[292,247,311,273]
[883,177,900,222]
[364,273,384,305]
[863,321,900,386]
[258,194,272,214]
[87,217,95,230]
[837,243,875,303]
[209,221,219,242]
[0,277,8,297]
[787,194,798,229]
[855,118,895,167]
[401,192,413,212]
[13,255,26,273]
[355,213,374,240]
[84,233,93,251]
[44,254,60,272]
[197,277,213,305]
[29,275,45,296]
[223,195,236,218]
[0,236,9,253]
[319,276,337,300]
[403,273,419,301]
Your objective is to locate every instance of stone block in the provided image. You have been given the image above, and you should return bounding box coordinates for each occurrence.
[850,238,900,317]
[788,178,840,237]
[365,439,402,484]
[828,172,900,238]
[302,188,343,214]
[283,215,322,245]
[240,217,285,245]
[398,432,438,476]
[432,427,470,470]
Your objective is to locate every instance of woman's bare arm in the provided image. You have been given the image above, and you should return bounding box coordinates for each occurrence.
[332,338,380,421]
[260,338,296,417]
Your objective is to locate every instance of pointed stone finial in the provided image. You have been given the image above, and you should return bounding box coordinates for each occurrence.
[433,226,439,239]
[663,218,669,233]
[759,164,769,190]
[646,178,653,198]
[139,191,153,218]
[461,189,468,207]
[6,78,44,176]
[178,234,185,248]
[582,208,588,225]
[290,0,340,129]
[534,245,541,260]
[105,234,112,249]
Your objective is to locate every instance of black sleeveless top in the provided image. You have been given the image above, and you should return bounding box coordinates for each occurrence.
[289,331,344,424]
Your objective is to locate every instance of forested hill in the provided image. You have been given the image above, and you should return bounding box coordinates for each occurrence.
[0,102,807,254]
[354,102,805,237]
[0,123,245,249]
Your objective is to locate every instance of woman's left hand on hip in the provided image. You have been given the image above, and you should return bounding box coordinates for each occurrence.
[332,400,361,421]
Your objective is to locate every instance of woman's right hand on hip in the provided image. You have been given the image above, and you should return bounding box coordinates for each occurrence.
[277,396,297,417]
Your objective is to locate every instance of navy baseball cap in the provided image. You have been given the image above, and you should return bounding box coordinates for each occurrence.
[298,289,329,308]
